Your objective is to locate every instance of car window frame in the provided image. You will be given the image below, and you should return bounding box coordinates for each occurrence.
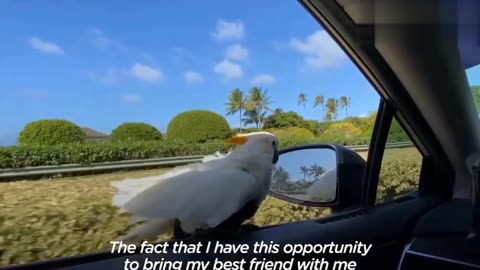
[299,0,455,208]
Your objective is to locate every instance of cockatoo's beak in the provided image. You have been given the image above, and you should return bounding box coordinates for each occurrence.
[273,147,279,164]
[224,135,248,145]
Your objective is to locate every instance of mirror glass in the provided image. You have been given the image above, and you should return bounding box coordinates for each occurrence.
[271,148,337,203]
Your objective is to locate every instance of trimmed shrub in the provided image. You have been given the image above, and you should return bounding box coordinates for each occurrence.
[387,118,410,143]
[316,121,339,135]
[166,110,231,143]
[267,127,315,139]
[0,135,328,168]
[359,112,377,139]
[305,120,322,136]
[0,141,233,168]
[110,122,162,142]
[18,119,85,146]
[320,122,365,145]
[344,116,365,128]
[263,111,308,129]
[377,159,421,202]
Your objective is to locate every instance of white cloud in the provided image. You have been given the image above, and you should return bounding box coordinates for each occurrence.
[214,59,243,80]
[359,113,368,117]
[289,30,347,70]
[225,44,249,61]
[211,19,245,42]
[29,37,64,55]
[86,28,129,53]
[121,93,142,104]
[251,74,276,85]
[88,69,122,85]
[183,71,204,83]
[130,63,164,82]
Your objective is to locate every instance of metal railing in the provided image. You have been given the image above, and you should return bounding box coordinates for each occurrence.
[0,141,413,179]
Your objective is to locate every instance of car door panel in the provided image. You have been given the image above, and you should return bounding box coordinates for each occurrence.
[3,195,441,270]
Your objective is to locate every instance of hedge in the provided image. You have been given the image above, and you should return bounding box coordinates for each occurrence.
[18,119,85,146]
[166,110,232,143]
[0,141,232,168]
[110,122,162,142]
[1,137,356,168]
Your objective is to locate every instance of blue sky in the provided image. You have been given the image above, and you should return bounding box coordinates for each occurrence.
[2,0,478,146]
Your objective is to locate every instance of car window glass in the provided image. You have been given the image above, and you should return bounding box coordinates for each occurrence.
[375,116,423,203]
[0,1,381,267]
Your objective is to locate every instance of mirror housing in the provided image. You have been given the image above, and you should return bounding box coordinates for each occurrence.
[269,143,367,211]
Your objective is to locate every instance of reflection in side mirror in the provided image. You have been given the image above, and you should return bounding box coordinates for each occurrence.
[270,148,337,204]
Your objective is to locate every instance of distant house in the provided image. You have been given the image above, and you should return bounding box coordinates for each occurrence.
[81,127,110,142]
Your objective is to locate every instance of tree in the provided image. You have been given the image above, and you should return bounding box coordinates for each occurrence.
[313,95,325,112]
[273,108,284,114]
[244,87,272,129]
[226,88,247,132]
[242,108,267,129]
[325,98,339,121]
[300,166,309,181]
[308,164,326,180]
[298,93,307,110]
[339,96,351,118]
[273,166,290,184]
[263,111,308,129]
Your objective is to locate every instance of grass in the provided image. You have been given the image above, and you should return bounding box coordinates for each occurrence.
[0,169,169,265]
[0,147,420,267]
[356,146,421,162]
[0,168,330,266]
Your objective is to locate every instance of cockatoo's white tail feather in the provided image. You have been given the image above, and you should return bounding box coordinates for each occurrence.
[119,219,174,243]
[111,160,213,209]
[112,151,233,209]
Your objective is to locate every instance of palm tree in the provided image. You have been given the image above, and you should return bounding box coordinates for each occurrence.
[298,93,307,110]
[225,88,246,132]
[242,108,267,129]
[339,96,351,118]
[244,87,272,129]
[313,95,325,112]
[325,98,339,121]
[300,165,309,181]
[308,164,326,181]
[273,166,290,184]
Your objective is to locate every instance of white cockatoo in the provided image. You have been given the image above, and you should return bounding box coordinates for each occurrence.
[305,168,337,202]
[111,132,279,242]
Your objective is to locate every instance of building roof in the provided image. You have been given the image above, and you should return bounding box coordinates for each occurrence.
[81,127,109,138]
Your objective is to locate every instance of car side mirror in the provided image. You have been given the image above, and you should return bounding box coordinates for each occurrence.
[269,143,367,211]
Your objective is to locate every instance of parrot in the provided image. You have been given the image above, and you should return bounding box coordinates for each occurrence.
[110,131,280,242]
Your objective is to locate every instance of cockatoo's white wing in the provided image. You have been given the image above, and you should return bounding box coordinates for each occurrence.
[120,161,260,233]
[305,168,337,202]
[111,152,229,209]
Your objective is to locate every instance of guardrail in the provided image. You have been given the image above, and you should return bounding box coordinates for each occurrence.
[0,141,413,180]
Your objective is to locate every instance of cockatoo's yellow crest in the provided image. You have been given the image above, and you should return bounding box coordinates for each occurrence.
[224,135,248,145]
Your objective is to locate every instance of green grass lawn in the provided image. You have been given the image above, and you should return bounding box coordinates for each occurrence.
[0,147,419,267]
[357,146,421,162]
[0,168,330,266]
